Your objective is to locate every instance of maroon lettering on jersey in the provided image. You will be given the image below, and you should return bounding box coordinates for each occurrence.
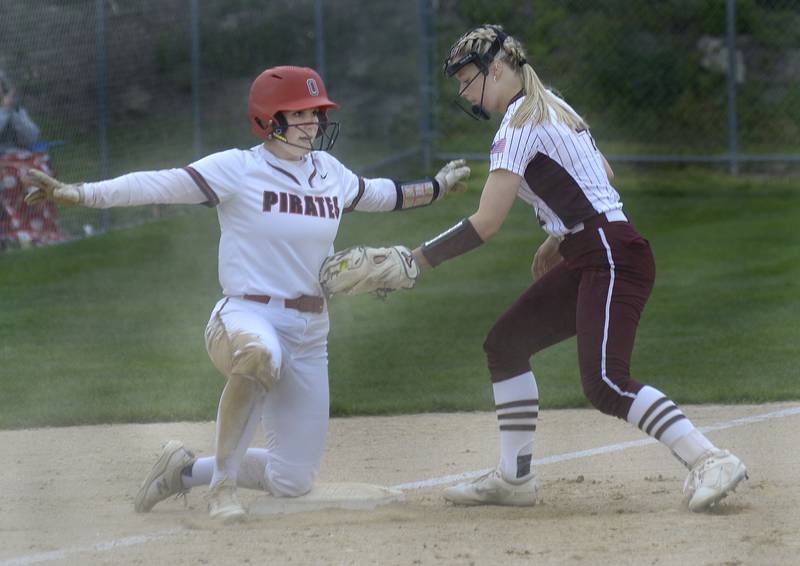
[263,191,278,212]
[262,190,338,220]
[304,196,319,216]
[324,196,336,219]
[315,196,327,218]
[289,194,303,214]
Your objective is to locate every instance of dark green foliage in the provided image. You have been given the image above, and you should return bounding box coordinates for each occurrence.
[442,0,800,151]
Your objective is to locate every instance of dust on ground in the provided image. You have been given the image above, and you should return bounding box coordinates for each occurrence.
[1,402,799,565]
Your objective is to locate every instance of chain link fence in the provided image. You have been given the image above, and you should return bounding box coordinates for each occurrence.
[1,0,798,248]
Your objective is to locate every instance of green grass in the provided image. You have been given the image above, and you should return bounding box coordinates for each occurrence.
[1,166,799,428]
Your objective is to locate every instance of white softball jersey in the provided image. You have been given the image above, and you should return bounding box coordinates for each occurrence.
[489,94,623,238]
[80,143,416,494]
[82,144,398,299]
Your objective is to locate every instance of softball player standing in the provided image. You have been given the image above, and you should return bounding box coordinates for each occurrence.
[24,66,470,521]
[410,25,746,511]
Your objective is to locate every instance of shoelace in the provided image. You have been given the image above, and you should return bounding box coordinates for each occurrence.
[173,488,190,508]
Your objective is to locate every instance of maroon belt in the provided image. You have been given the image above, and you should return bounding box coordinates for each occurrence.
[243,294,325,314]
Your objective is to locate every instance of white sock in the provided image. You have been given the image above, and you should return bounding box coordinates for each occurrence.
[671,429,716,468]
[183,449,270,490]
[182,456,214,488]
[626,385,715,467]
[493,371,538,481]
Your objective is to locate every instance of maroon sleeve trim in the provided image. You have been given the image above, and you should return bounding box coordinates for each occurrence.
[183,166,220,207]
[344,176,366,213]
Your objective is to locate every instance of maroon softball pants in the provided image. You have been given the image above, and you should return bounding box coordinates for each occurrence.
[483,215,656,420]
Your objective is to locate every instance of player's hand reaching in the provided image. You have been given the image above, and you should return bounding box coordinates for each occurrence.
[23,170,84,207]
[532,235,563,280]
[435,159,471,197]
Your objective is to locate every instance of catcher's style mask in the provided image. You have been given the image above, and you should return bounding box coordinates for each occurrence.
[249,66,340,151]
[444,26,507,121]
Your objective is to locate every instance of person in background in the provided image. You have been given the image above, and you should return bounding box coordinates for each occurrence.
[0,69,40,153]
[0,69,58,249]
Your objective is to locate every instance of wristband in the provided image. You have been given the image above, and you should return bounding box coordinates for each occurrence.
[420,218,484,267]
[393,178,440,210]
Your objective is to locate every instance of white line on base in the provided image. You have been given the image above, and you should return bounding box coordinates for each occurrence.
[2,404,798,566]
[389,404,800,491]
[0,528,185,566]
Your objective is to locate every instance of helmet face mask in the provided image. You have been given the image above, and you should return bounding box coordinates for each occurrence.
[249,66,340,151]
[267,110,340,152]
[444,26,507,121]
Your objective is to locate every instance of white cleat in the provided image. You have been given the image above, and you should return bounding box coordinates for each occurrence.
[683,449,748,512]
[134,440,196,513]
[207,479,247,523]
[443,468,537,507]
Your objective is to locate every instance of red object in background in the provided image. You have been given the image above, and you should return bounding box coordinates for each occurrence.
[0,149,61,248]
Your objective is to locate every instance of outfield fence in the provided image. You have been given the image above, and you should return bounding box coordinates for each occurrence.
[1,0,798,246]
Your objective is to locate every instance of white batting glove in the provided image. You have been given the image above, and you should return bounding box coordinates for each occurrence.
[435,159,470,197]
[23,169,84,206]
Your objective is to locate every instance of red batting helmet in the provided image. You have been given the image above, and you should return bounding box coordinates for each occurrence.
[248,66,339,141]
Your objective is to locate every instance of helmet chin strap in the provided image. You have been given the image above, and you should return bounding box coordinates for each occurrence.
[269,126,315,153]
[269,117,340,152]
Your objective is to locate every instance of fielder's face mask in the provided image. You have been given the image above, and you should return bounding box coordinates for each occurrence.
[268,110,340,152]
[444,28,507,120]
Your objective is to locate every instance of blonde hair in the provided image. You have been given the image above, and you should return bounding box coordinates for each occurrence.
[446,25,588,131]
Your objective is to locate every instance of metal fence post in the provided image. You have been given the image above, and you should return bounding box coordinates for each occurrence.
[418,0,433,170]
[95,0,109,231]
[726,0,739,175]
[315,0,326,79]
[191,0,202,160]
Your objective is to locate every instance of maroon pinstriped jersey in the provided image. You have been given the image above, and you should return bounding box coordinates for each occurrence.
[489,94,623,238]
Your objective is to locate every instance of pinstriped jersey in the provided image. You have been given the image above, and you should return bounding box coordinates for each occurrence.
[489,95,623,238]
[81,144,398,299]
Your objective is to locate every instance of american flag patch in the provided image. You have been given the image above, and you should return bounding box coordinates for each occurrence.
[490,138,506,154]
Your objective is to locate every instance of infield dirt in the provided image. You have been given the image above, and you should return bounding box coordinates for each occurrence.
[2,402,799,565]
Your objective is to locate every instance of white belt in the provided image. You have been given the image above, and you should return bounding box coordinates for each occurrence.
[558,209,628,241]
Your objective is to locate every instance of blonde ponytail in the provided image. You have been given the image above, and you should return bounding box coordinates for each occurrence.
[446,24,587,131]
[510,63,588,131]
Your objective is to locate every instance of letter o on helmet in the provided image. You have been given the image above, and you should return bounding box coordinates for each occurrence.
[248,66,339,140]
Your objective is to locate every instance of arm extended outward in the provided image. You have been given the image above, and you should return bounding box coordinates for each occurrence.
[413,168,521,269]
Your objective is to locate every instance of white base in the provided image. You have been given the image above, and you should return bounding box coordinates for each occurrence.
[248,482,405,516]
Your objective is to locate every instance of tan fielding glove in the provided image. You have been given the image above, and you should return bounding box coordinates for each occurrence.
[319,245,420,299]
[435,159,470,196]
[23,169,84,206]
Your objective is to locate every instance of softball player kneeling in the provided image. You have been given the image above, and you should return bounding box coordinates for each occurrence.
[25,66,470,522]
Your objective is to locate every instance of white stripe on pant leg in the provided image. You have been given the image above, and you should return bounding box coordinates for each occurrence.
[597,228,636,399]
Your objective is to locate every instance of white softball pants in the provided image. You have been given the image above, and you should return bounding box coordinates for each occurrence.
[195,296,330,497]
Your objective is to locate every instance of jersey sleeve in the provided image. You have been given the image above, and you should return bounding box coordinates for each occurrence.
[338,160,397,213]
[185,149,247,205]
[81,149,245,208]
[489,120,539,177]
[81,168,210,208]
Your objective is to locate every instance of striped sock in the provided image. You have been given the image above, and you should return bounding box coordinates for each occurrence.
[626,385,714,467]
[493,372,539,481]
